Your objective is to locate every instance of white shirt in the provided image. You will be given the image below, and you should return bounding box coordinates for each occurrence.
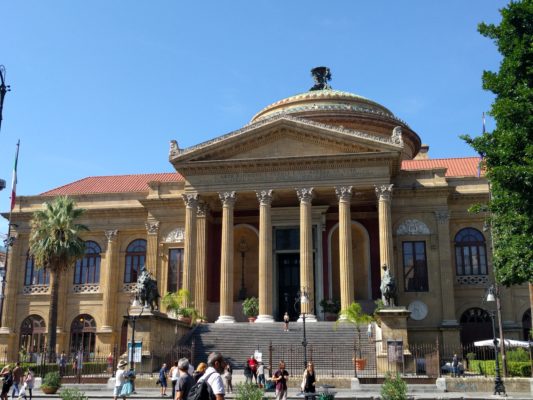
[201,366,225,395]
[115,369,125,387]
[257,365,264,375]
[171,367,179,381]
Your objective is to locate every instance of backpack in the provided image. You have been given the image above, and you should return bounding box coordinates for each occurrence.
[187,372,215,400]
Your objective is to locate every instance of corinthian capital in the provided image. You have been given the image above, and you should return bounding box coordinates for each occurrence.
[434,210,450,224]
[104,229,118,242]
[145,221,160,235]
[182,193,199,209]
[219,191,237,207]
[256,189,273,206]
[296,187,314,203]
[197,202,209,217]
[335,186,353,202]
[375,184,394,201]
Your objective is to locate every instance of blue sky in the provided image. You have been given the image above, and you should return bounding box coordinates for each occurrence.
[0,0,507,234]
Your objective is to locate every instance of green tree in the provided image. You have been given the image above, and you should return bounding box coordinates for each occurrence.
[29,196,88,360]
[462,0,533,333]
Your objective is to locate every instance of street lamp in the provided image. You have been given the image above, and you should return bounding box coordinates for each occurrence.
[124,299,144,370]
[486,286,506,396]
[296,288,310,368]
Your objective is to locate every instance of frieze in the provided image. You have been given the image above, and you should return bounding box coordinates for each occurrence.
[256,189,273,205]
[335,186,353,202]
[72,284,100,294]
[164,227,185,243]
[296,187,314,203]
[456,275,489,286]
[23,285,49,294]
[122,283,137,292]
[375,184,394,201]
[396,219,431,235]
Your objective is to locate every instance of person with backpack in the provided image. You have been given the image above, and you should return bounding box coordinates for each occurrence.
[189,351,225,400]
[174,358,194,400]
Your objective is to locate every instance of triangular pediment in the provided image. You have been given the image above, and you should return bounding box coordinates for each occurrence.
[170,115,403,164]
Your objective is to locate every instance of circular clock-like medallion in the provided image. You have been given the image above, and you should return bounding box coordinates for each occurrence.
[408,300,428,321]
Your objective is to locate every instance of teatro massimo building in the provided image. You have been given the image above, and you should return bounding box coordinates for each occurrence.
[0,69,530,360]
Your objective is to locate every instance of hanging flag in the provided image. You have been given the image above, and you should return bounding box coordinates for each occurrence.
[10,140,20,211]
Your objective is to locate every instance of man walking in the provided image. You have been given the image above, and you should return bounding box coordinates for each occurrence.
[199,352,226,400]
[175,358,194,400]
[11,362,23,399]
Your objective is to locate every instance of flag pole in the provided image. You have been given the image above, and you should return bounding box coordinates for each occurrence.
[0,140,20,327]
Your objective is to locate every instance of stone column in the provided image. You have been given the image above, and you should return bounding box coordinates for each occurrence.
[0,233,21,332]
[145,221,160,279]
[102,230,118,332]
[195,203,209,320]
[182,194,199,299]
[375,184,394,277]
[256,190,274,323]
[336,186,354,311]
[435,211,460,347]
[216,191,236,323]
[296,188,316,321]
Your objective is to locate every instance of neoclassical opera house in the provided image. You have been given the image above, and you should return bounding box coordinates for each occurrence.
[1,69,530,360]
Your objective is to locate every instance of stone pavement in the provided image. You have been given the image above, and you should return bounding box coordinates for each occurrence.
[21,384,532,399]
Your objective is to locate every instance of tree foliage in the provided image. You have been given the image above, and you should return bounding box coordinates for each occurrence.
[462,0,533,285]
[29,196,88,359]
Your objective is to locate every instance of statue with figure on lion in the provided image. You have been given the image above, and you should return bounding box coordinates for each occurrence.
[136,266,160,311]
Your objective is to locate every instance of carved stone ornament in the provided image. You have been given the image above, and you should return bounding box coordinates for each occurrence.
[164,227,185,243]
[375,184,393,201]
[435,211,450,224]
[396,219,431,236]
[296,187,314,203]
[335,186,353,202]
[256,189,273,205]
[197,202,209,217]
[169,139,180,157]
[182,193,199,208]
[219,191,237,206]
[104,229,118,242]
[145,221,160,235]
[391,126,404,146]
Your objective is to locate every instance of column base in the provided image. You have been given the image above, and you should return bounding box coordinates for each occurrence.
[297,314,317,322]
[255,315,275,323]
[215,315,236,323]
[0,327,12,334]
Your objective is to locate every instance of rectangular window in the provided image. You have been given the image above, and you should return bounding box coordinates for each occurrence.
[403,241,429,292]
[275,228,299,251]
[167,248,184,293]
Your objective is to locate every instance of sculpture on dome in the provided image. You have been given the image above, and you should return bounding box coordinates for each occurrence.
[169,140,180,156]
[380,265,397,307]
[391,126,403,145]
[310,66,332,91]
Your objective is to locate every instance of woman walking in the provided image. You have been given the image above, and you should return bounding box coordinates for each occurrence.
[302,362,316,400]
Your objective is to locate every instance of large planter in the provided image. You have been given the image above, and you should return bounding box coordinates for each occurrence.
[248,316,257,323]
[41,386,59,394]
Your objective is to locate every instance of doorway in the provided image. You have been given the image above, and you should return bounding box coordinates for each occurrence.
[277,253,300,321]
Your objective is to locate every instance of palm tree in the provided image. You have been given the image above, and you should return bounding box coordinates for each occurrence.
[29,196,88,361]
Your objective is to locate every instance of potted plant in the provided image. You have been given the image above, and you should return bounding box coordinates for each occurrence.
[336,302,374,371]
[162,289,202,325]
[242,297,259,322]
[41,371,61,394]
[319,298,340,321]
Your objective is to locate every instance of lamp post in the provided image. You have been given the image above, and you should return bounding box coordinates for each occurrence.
[125,299,144,370]
[486,286,506,396]
[238,237,248,301]
[296,288,310,368]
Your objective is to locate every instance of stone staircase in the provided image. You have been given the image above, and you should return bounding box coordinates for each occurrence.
[183,322,374,376]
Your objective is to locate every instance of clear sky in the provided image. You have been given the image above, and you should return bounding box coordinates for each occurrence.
[0,0,507,235]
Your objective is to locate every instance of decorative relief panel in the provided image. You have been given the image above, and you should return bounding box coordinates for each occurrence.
[23,285,50,295]
[396,219,431,235]
[456,275,490,286]
[164,227,185,243]
[122,283,137,292]
[72,284,100,294]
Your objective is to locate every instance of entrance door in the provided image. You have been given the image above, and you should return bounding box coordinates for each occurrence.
[277,253,300,321]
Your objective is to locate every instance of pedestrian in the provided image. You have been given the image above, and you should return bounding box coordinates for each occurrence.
[198,352,226,400]
[243,362,252,384]
[193,362,207,383]
[169,361,179,399]
[107,352,114,374]
[158,363,168,396]
[223,363,233,394]
[113,360,128,400]
[247,355,258,384]
[58,352,67,377]
[125,368,136,394]
[283,312,289,332]
[257,362,265,389]
[0,365,13,400]
[273,361,289,400]
[22,367,34,400]
[302,362,316,400]
[11,362,23,399]
[452,354,459,377]
[175,358,194,400]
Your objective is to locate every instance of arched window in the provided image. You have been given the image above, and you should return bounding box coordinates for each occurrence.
[124,239,146,283]
[454,228,487,276]
[24,252,49,286]
[74,241,101,284]
[460,307,492,345]
[19,315,46,354]
[69,314,96,356]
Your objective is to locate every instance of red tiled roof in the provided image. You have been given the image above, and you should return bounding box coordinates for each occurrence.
[41,173,184,196]
[401,157,482,177]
